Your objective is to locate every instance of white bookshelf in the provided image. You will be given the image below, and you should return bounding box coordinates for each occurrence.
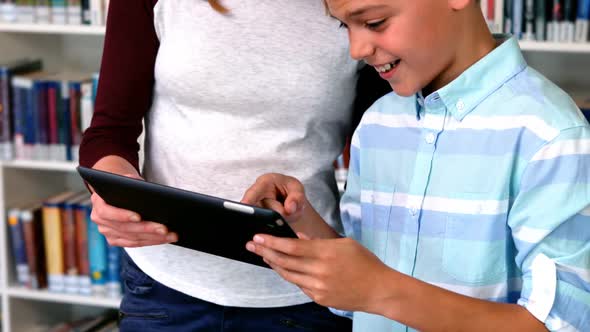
[519,41,590,54]
[0,11,589,332]
[0,23,105,35]
[6,287,120,308]
[0,20,111,330]
[1,160,78,172]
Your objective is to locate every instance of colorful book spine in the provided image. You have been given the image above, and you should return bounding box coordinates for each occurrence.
[0,67,9,160]
[42,191,75,292]
[560,0,577,42]
[81,0,90,24]
[61,196,79,294]
[505,0,514,34]
[69,81,82,162]
[8,208,29,287]
[80,80,94,131]
[66,0,81,24]
[535,0,547,41]
[47,81,60,160]
[11,76,31,160]
[15,0,35,23]
[86,200,107,295]
[1,0,18,22]
[51,0,67,24]
[89,0,102,25]
[74,198,91,295]
[23,78,37,160]
[20,204,47,289]
[548,0,564,41]
[35,0,51,23]
[575,0,590,42]
[523,0,535,39]
[36,80,50,160]
[513,0,524,38]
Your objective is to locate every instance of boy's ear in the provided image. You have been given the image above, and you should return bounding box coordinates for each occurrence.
[447,0,472,10]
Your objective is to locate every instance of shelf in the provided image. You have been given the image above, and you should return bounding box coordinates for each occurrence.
[6,287,120,308]
[519,41,590,53]
[0,23,105,35]
[1,160,78,172]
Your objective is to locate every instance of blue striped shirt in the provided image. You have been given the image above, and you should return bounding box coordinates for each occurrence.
[340,35,590,331]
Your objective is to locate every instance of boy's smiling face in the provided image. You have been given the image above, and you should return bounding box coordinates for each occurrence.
[326,0,467,97]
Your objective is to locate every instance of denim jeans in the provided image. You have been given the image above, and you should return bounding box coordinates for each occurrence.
[119,251,352,331]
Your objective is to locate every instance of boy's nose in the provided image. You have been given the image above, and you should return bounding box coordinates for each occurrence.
[348,32,375,61]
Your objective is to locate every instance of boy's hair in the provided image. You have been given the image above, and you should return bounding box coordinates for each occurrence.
[208,0,229,14]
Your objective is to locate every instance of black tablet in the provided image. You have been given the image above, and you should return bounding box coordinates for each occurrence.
[77,166,296,268]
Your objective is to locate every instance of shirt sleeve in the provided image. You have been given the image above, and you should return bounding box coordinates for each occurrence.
[509,126,590,331]
[78,0,160,172]
[340,125,363,240]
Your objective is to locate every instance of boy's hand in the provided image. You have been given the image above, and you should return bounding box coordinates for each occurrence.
[245,234,394,313]
[90,173,178,247]
[241,173,308,224]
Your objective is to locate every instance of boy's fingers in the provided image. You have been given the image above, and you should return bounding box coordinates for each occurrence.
[247,241,310,274]
[260,198,286,215]
[252,234,308,257]
[284,192,306,215]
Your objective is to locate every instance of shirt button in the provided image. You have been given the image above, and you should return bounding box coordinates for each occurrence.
[425,133,435,144]
[410,207,418,216]
[456,99,465,112]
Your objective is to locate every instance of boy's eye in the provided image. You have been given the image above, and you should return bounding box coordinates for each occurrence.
[365,19,385,30]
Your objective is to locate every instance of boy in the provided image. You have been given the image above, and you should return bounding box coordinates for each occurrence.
[241,0,590,331]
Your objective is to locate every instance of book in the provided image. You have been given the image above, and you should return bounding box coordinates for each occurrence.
[493,0,505,34]
[20,203,47,289]
[8,207,29,287]
[89,0,102,25]
[1,0,18,22]
[73,194,91,294]
[575,0,590,42]
[535,0,548,41]
[513,0,525,38]
[67,0,81,24]
[560,0,577,42]
[83,197,108,295]
[80,80,94,131]
[505,0,515,33]
[15,0,35,23]
[42,191,77,292]
[523,0,535,40]
[548,0,564,41]
[0,59,42,160]
[51,0,67,24]
[35,0,51,23]
[81,0,90,24]
[61,192,89,294]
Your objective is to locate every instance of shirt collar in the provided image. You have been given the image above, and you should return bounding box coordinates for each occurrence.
[417,34,527,121]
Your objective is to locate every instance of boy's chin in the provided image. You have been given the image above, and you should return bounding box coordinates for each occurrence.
[391,83,419,97]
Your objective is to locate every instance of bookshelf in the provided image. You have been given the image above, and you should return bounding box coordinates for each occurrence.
[0,23,105,35]
[0,18,116,329]
[0,5,589,331]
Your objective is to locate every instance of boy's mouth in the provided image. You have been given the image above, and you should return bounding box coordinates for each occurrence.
[374,59,401,73]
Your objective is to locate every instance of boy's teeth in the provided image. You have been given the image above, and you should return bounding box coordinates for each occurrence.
[377,61,398,73]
